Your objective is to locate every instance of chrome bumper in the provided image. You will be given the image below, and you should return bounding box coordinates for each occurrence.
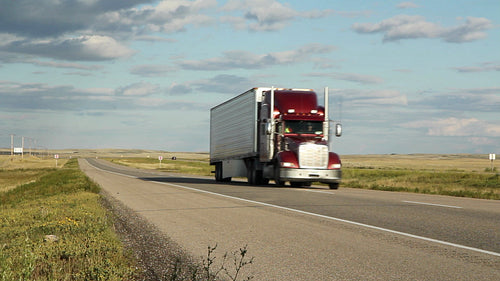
[279,168,341,183]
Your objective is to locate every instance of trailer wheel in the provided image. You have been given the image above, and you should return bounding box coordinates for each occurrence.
[215,163,231,182]
[215,162,223,182]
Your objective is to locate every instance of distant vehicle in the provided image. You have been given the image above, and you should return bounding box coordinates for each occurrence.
[210,87,342,189]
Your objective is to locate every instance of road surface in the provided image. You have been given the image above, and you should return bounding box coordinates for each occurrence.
[79,158,500,280]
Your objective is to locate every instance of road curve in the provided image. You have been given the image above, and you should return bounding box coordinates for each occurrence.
[80,158,500,280]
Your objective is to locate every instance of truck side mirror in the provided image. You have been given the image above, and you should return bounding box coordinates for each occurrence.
[335,123,342,137]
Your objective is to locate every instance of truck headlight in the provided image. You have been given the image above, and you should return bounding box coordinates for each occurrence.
[281,162,297,168]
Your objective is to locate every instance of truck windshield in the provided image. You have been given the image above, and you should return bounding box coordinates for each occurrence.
[284,121,323,135]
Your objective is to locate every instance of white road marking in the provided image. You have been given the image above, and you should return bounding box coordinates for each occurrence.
[86,159,500,258]
[403,200,462,209]
[302,189,335,195]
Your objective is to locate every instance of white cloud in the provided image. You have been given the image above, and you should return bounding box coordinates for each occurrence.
[403,117,500,137]
[79,35,135,60]
[396,2,419,9]
[1,35,135,61]
[221,0,333,31]
[306,72,384,85]
[178,43,335,70]
[98,0,216,35]
[453,61,500,73]
[352,15,493,43]
[116,82,160,96]
[330,89,408,106]
[0,0,214,62]
[415,87,500,112]
[130,64,175,77]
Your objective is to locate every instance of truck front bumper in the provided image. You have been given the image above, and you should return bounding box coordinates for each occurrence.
[279,168,341,183]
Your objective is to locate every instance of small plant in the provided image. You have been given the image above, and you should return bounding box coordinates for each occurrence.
[202,244,254,281]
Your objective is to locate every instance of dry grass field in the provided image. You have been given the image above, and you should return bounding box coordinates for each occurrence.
[342,154,495,173]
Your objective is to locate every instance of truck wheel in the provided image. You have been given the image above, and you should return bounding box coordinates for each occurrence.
[329,183,339,190]
[246,159,257,185]
[274,165,285,187]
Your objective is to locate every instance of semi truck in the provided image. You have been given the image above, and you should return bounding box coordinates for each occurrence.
[210,87,342,189]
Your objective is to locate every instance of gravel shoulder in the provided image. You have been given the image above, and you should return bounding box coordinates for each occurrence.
[101,190,204,281]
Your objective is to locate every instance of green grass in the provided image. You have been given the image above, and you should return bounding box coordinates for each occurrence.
[0,169,51,192]
[342,168,500,199]
[0,159,136,280]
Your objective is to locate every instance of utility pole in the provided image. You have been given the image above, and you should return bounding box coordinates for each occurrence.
[10,134,15,156]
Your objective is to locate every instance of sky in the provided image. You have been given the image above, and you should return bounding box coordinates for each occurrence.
[0,0,499,155]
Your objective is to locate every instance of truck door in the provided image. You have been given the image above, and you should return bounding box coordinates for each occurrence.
[259,103,274,162]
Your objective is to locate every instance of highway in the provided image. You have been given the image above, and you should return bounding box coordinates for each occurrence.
[80,158,500,280]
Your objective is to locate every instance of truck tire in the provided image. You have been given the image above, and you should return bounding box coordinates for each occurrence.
[246,159,256,185]
[274,164,286,187]
[246,159,265,185]
[329,183,339,190]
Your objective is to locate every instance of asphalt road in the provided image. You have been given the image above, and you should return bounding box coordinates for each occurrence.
[80,158,500,280]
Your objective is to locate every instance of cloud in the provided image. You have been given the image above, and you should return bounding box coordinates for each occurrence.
[130,64,175,77]
[352,15,493,43]
[0,0,153,38]
[221,0,336,31]
[396,2,419,9]
[306,72,384,85]
[192,74,255,94]
[415,87,500,112]
[0,0,215,62]
[116,82,160,96]
[168,83,193,95]
[96,0,216,36]
[453,61,500,73]
[403,117,500,137]
[1,35,135,61]
[0,80,114,111]
[330,89,408,106]
[0,80,209,113]
[166,74,255,95]
[178,43,335,70]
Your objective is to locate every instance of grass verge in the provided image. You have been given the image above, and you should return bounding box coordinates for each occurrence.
[0,159,137,280]
[108,157,213,177]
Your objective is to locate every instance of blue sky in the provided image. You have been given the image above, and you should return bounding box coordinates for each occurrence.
[1,0,499,155]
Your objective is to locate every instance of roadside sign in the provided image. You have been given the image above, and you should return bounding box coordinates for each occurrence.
[158,156,163,161]
[54,154,59,159]
[490,154,496,160]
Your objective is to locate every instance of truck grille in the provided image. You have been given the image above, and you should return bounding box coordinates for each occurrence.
[298,144,328,169]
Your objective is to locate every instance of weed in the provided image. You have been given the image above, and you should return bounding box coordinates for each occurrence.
[201,244,254,281]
